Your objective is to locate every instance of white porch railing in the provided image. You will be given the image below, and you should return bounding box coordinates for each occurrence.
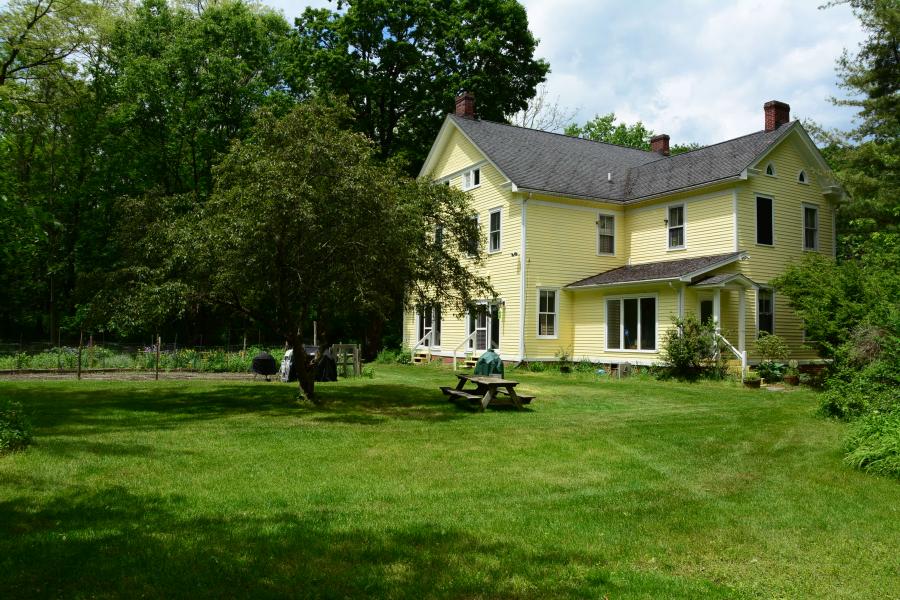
[452,330,479,371]
[412,331,433,362]
[716,332,747,382]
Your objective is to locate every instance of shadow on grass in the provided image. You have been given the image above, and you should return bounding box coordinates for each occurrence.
[0,485,732,599]
[5,381,470,439]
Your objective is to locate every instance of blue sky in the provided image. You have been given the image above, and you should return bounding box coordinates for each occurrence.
[264,0,866,145]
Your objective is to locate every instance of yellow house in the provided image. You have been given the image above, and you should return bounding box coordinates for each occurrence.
[404,94,843,370]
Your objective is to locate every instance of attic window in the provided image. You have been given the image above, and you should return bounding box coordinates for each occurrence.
[798,170,807,184]
[765,163,776,177]
[462,167,481,191]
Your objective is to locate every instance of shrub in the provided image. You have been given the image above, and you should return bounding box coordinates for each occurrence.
[574,358,596,374]
[756,361,786,383]
[843,411,900,478]
[0,398,32,454]
[528,361,546,372]
[375,348,399,364]
[659,314,720,380]
[395,350,412,365]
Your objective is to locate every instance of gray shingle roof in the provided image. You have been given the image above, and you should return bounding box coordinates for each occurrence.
[449,114,794,202]
[567,252,745,288]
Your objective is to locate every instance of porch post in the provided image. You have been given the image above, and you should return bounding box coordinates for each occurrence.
[738,289,746,352]
[713,288,721,334]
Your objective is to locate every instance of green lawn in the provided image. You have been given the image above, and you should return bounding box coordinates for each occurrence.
[1,366,897,599]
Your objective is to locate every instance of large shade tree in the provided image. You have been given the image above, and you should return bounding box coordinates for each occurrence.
[288,0,549,170]
[142,100,492,399]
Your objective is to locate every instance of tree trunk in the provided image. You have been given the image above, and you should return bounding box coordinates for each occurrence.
[292,340,317,402]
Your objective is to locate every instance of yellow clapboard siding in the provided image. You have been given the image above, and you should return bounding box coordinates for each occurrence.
[625,190,735,263]
[524,196,625,359]
[735,137,837,360]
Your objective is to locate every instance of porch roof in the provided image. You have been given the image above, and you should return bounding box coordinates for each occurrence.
[566,251,747,289]
[690,272,758,289]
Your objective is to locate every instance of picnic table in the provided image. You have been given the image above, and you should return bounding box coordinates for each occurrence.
[440,374,534,411]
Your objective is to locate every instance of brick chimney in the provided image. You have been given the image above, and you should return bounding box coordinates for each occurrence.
[650,134,670,156]
[455,91,475,119]
[764,100,790,131]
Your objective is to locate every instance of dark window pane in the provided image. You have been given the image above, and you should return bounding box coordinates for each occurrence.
[473,169,480,186]
[607,300,620,349]
[669,205,683,226]
[624,298,638,349]
[490,305,500,348]
[669,226,684,248]
[433,306,441,346]
[700,300,713,325]
[758,290,774,335]
[640,297,656,350]
[599,235,614,253]
[757,197,773,245]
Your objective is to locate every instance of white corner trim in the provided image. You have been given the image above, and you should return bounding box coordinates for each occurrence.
[732,189,739,252]
[519,196,528,361]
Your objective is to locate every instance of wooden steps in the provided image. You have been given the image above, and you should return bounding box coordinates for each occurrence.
[412,351,429,365]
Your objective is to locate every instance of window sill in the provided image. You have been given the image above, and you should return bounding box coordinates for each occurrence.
[487,249,501,255]
[667,247,686,252]
[755,242,774,247]
[596,252,616,257]
[605,348,659,354]
[536,335,559,340]
[462,184,481,192]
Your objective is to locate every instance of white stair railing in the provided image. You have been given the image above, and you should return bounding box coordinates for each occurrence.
[412,331,432,363]
[453,331,479,371]
[716,332,747,382]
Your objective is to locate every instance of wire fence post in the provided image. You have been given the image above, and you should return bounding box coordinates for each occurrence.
[77,330,83,380]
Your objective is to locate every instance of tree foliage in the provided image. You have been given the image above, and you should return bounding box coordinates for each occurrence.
[135,101,492,398]
[288,0,548,169]
[818,0,900,255]
[564,112,701,154]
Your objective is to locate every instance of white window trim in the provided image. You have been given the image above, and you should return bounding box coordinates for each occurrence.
[755,195,775,247]
[488,207,502,254]
[797,169,809,185]
[604,293,659,353]
[462,167,481,191]
[596,211,616,256]
[666,203,686,251]
[467,300,501,351]
[536,287,560,340]
[765,162,777,177]
[802,203,819,251]
[757,287,775,336]
[415,306,442,349]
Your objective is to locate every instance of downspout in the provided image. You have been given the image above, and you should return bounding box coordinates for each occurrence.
[518,193,529,363]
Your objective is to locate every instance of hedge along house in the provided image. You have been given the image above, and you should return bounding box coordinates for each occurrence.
[404,93,844,370]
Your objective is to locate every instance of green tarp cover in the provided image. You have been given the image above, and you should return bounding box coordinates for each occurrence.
[473,349,504,377]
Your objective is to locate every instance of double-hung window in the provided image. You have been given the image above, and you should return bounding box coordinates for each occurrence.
[606,296,656,351]
[488,208,501,253]
[462,167,481,190]
[597,214,615,255]
[803,204,818,250]
[667,205,685,249]
[537,289,558,338]
[756,196,774,245]
[758,289,774,336]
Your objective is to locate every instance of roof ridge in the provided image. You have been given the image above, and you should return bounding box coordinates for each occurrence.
[451,114,658,157]
[635,124,788,167]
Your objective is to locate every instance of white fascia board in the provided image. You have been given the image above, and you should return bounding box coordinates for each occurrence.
[678,252,748,282]
[691,273,758,289]
[418,116,455,179]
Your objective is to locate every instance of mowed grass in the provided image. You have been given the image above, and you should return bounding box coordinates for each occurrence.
[1,366,898,599]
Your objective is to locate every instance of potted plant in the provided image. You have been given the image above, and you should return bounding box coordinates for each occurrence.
[744,372,761,389]
[783,360,800,385]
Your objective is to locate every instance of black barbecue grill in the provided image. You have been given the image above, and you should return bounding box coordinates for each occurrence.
[251,352,278,380]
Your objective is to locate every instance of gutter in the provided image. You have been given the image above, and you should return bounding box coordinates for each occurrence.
[518,194,528,362]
